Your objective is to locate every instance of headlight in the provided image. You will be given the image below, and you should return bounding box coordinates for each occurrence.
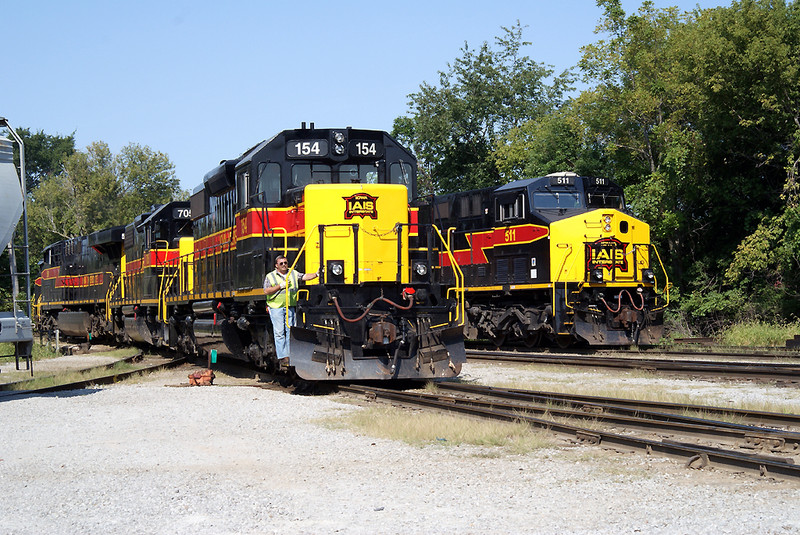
[332,131,346,155]
[642,269,655,283]
[331,263,344,276]
[592,268,604,282]
[415,263,428,276]
[604,224,612,232]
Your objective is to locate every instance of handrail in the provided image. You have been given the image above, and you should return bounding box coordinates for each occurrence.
[159,268,180,323]
[105,272,121,321]
[282,222,466,328]
[269,227,289,257]
[649,243,671,311]
[552,244,576,322]
[283,225,319,325]
[573,240,671,313]
[431,224,465,326]
[446,227,456,251]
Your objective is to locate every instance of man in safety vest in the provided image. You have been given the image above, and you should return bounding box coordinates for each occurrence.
[263,255,319,364]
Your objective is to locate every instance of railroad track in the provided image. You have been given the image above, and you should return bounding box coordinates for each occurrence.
[466,348,800,383]
[340,382,800,481]
[0,354,189,399]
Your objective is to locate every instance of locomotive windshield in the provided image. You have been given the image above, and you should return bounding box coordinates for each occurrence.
[340,164,379,183]
[585,176,626,209]
[292,164,332,187]
[389,162,412,186]
[532,191,582,210]
[524,175,627,213]
[586,190,625,209]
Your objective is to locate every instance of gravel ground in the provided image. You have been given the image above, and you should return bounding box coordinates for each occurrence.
[1,357,800,534]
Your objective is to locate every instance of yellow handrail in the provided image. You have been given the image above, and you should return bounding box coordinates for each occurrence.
[649,244,671,311]
[105,272,121,322]
[432,224,465,326]
[283,225,318,325]
[269,227,290,257]
[552,244,576,321]
[279,222,467,328]
[159,268,180,323]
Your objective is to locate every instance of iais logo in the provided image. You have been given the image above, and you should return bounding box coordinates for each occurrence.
[586,237,629,271]
[343,193,378,220]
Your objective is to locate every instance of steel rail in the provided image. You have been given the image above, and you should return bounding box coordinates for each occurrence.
[409,388,798,449]
[467,341,800,360]
[438,382,800,429]
[430,384,800,451]
[340,384,800,480]
[0,356,188,399]
[466,349,800,381]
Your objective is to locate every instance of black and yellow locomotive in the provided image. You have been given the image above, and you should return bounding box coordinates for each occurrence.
[419,172,669,347]
[37,225,125,339]
[36,126,466,381]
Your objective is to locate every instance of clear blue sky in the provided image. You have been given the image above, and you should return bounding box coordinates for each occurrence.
[3,0,725,193]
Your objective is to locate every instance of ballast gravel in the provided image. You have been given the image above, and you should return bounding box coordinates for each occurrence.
[1,361,800,534]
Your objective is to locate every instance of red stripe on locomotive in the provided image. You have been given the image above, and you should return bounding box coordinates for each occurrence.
[440,224,549,266]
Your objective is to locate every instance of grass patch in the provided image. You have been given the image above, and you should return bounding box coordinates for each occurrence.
[322,405,557,454]
[0,341,61,364]
[1,359,143,391]
[717,320,800,347]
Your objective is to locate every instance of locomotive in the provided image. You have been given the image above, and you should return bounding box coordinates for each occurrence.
[35,126,466,380]
[417,172,669,347]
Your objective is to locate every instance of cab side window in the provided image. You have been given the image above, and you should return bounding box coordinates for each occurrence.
[257,162,282,204]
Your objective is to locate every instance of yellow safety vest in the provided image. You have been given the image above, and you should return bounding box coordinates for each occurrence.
[265,269,301,309]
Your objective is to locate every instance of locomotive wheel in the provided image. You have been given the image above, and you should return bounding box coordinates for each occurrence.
[555,335,574,349]
[490,333,506,347]
[523,332,543,348]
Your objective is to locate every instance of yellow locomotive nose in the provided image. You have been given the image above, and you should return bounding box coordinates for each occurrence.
[304,183,410,284]
[549,209,650,284]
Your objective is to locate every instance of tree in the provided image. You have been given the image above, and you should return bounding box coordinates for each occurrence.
[575,0,800,325]
[27,141,184,263]
[115,143,180,224]
[577,1,705,279]
[4,127,76,192]
[493,101,614,181]
[687,0,800,307]
[393,22,573,194]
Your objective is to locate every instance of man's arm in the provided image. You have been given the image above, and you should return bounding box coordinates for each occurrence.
[301,271,319,281]
[264,278,286,295]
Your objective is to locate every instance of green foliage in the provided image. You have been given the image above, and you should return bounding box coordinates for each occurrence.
[573,0,800,329]
[494,103,614,181]
[3,127,76,191]
[115,143,180,223]
[717,319,800,347]
[27,141,183,268]
[394,22,573,194]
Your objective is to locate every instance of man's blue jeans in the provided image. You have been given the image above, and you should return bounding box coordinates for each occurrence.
[269,306,296,361]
